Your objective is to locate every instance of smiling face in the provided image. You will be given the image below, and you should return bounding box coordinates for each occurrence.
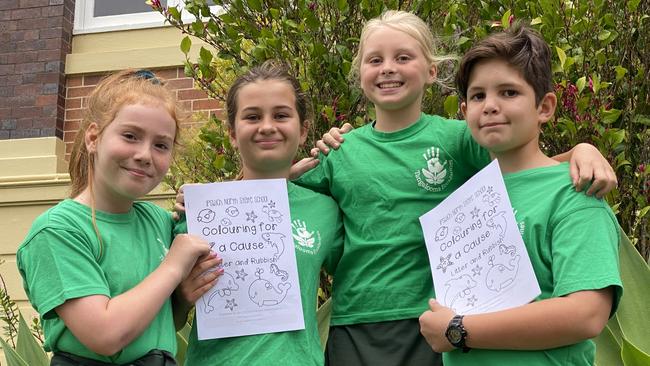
[86,102,176,212]
[359,26,436,125]
[230,79,307,179]
[461,58,556,155]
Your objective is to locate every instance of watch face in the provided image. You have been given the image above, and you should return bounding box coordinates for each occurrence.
[448,328,462,343]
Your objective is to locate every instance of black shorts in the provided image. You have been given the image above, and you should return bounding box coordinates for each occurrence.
[51,350,176,366]
[325,318,442,366]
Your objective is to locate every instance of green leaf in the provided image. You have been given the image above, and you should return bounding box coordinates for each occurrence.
[633,115,650,126]
[0,337,29,366]
[213,154,225,170]
[199,46,213,65]
[317,298,332,352]
[627,0,641,12]
[615,233,650,354]
[15,314,48,366]
[576,76,587,94]
[638,206,650,219]
[622,337,650,365]
[598,30,611,41]
[456,36,470,46]
[595,326,622,366]
[246,0,263,12]
[501,9,512,28]
[168,6,181,21]
[602,109,622,124]
[444,95,459,118]
[337,0,349,12]
[556,46,567,69]
[180,36,192,55]
[530,17,543,25]
[615,66,628,81]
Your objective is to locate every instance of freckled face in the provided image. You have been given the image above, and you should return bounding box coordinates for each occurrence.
[87,102,176,212]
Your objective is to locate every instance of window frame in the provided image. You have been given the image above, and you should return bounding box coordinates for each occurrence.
[73,0,220,35]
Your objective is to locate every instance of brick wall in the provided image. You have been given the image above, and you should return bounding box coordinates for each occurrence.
[63,66,222,160]
[0,0,74,140]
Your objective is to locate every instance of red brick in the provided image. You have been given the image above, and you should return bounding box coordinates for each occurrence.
[11,7,40,20]
[0,1,19,11]
[193,99,220,110]
[0,64,15,75]
[17,17,47,30]
[17,39,46,51]
[15,61,44,74]
[83,74,107,86]
[154,68,179,80]
[7,94,35,107]
[39,27,62,39]
[64,120,80,131]
[166,78,193,90]
[37,48,61,61]
[44,38,61,49]
[66,76,82,87]
[42,4,63,17]
[63,130,76,142]
[67,86,95,98]
[19,0,49,7]
[6,51,38,63]
[178,88,209,100]
[65,97,81,109]
[32,116,55,129]
[0,19,18,31]
[35,94,57,106]
[14,83,41,95]
[65,108,82,120]
[0,107,10,118]
[16,118,32,129]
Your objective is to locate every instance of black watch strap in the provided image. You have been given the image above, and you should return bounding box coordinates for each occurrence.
[445,314,471,353]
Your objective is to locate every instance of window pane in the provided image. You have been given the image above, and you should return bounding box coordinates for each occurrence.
[94,0,168,17]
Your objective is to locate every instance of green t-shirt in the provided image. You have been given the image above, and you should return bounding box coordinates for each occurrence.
[184,182,344,366]
[444,163,622,366]
[296,113,490,325]
[17,199,177,364]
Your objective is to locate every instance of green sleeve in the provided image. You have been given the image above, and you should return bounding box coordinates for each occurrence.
[550,206,623,316]
[18,228,109,319]
[322,207,344,274]
[172,214,188,236]
[294,153,334,196]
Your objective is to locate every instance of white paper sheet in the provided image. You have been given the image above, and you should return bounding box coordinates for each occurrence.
[419,160,540,315]
[184,179,305,340]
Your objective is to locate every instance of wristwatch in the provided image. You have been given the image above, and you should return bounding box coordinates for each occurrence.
[445,315,471,353]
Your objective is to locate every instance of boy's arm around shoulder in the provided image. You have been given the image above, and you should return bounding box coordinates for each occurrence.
[552,143,617,198]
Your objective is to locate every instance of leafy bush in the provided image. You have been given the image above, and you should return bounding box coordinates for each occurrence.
[152,0,648,261]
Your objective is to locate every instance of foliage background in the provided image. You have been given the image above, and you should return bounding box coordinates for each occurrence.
[153,0,648,261]
[154,0,650,261]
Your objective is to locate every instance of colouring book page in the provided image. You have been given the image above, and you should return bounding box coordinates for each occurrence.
[419,160,541,315]
[184,179,304,340]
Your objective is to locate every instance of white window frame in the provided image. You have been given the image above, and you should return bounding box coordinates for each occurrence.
[73,0,220,35]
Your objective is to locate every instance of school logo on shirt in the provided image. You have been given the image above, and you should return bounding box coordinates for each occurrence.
[414,146,453,192]
[291,219,321,255]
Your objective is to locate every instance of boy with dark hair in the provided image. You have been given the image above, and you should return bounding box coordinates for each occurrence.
[418,23,622,365]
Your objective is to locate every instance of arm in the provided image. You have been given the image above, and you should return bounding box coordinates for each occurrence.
[55,234,210,356]
[552,143,617,198]
[289,123,354,180]
[419,287,613,352]
[172,253,223,330]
